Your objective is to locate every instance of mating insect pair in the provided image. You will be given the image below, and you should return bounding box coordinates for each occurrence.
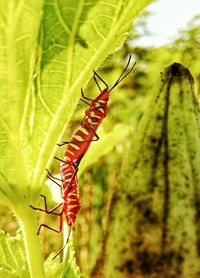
[30,55,136,260]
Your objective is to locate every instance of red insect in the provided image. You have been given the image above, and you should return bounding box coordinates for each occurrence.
[30,162,81,259]
[58,55,136,167]
[30,55,135,259]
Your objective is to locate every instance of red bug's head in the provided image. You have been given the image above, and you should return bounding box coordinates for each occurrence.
[87,88,109,114]
[95,88,109,102]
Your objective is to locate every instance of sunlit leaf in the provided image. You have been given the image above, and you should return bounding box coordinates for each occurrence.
[0,231,28,278]
[0,0,153,276]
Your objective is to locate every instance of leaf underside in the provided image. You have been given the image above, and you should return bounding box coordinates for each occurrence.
[0,0,153,277]
[0,0,152,204]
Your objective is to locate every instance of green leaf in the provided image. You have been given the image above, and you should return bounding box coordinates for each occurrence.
[0,0,153,203]
[0,231,29,278]
[0,0,44,204]
[0,3,45,276]
[0,0,153,277]
[44,243,81,278]
[29,0,153,195]
[62,246,81,278]
[44,256,64,278]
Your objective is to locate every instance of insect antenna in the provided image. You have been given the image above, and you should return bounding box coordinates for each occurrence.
[93,70,108,91]
[52,227,72,260]
[109,55,136,92]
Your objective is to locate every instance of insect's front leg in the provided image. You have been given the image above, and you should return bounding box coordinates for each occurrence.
[37,214,63,235]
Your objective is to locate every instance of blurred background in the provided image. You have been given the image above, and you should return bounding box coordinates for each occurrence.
[1,1,200,276]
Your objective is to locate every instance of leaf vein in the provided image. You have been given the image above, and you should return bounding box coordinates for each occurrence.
[37,92,54,117]
[32,0,86,187]
[92,21,106,40]
[38,125,47,136]
[54,0,71,34]
[16,34,31,42]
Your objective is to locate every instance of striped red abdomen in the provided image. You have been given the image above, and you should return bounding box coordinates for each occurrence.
[60,162,81,226]
[64,103,108,164]
[65,185,81,226]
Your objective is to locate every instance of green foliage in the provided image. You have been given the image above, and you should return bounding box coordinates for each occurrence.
[1,1,199,277]
[0,0,153,276]
[44,245,81,278]
[0,231,29,278]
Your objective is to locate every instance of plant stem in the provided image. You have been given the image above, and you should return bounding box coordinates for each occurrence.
[16,203,45,278]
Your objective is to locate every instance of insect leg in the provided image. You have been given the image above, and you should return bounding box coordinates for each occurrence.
[80,88,103,105]
[54,156,67,164]
[47,175,62,188]
[80,98,90,106]
[81,88,94,102]
[68,164,79,181]
[37,214,63,235]
[86,123,99,141]
[52,227,72,260]
[46,176,62,190]
[30,197,63,216]
[57,141,72,147]
[58,133,99,147]
[46,169,62,182]
[40,195,64,214]
[45,169,63,197]
[59,123,100,148]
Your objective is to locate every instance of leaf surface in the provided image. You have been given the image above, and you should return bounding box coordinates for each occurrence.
[28,0,153,195]
[0,0,153,276]
[0,231,29,278]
